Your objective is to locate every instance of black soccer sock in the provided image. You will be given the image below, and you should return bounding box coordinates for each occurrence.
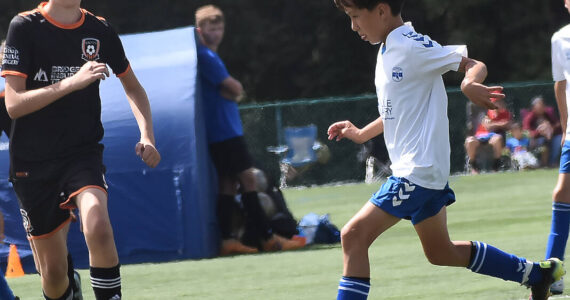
[217,194,236,239]
[90,264,121,300]
[241,191,272,241]
[67,253,76,292]
[43,281,73,300]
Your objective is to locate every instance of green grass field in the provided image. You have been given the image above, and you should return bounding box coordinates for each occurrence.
[7,169,567,299]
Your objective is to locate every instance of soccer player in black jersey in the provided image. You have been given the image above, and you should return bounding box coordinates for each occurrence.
[1,1,161,300]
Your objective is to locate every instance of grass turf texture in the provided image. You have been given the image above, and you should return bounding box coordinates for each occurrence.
[7,169,562,299]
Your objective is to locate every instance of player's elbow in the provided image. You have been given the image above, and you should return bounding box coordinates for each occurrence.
[5,103,22,119]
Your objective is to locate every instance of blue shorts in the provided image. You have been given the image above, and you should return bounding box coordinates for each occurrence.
[559,140,570,173]
[369,176,456,225]
[475,132,497,143]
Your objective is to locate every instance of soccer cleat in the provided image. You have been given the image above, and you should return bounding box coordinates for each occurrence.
[262,234,305,252]
[220,239,259,256]
[529,258,565,300]
[550,278,564,295]
[72,270,83,300]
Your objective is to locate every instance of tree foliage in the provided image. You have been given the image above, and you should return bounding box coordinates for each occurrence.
[1,0,569,102]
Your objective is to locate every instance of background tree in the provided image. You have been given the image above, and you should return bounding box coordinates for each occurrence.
[1,0,568,102]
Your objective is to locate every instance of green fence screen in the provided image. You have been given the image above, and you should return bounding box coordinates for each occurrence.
[239,81,557,187]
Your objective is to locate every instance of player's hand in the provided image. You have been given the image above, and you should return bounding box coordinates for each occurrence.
[327,120,361,143]
[135,141,161,168]
[69,61,110,91]
[462,83,503,110]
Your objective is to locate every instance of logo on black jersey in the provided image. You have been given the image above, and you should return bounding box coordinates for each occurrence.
[33,68,48,82]
[81,38,100,61]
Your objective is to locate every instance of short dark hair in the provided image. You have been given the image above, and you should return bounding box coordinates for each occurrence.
[333,0,405,15]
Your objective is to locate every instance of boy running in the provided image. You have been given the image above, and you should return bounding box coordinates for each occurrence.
[1,1,161,300]
[543,0,570,295]
[327,1,564,299]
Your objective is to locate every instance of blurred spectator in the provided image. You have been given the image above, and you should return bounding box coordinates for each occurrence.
[195,5,303,255]
[506,123,538,170]
[523,95,563,167]
[465,98,512,173]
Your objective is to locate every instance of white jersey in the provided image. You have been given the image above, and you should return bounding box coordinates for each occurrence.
[375,24,466,190]
[551,24,570,140]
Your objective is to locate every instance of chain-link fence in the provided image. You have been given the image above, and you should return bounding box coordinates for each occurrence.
[240,81,556,187]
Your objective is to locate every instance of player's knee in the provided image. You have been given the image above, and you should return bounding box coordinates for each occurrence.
[424,251,449,266]
[553,186,570,203]
[340,224,364,252]
[464,137,479,151]
[239,169,257,192]
[84,215,114,244]
[489,135,503,145]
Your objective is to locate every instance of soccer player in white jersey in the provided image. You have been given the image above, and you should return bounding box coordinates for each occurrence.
[327,1,564,299]
[544,0,570,295]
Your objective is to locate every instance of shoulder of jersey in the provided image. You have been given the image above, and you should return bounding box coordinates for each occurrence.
[552,24,570,42]
[400,29,440,50]
[83,9,111,28]
[15,8,41,22]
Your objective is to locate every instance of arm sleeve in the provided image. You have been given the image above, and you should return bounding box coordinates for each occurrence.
[198,49,230,86]
[1,16,32,78]
[552,34,566,82]
[103,22,130,77]
[411,35,467,75]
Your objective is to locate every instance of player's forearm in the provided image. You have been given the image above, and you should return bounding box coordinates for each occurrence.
[555,80,568,133]
[356,117,384,144]
[5,76,76,119]
[460,59,487,89]
[125,88,156,145]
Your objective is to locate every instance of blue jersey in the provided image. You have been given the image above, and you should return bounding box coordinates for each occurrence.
[197,44,243,143]
[506,137,530,153]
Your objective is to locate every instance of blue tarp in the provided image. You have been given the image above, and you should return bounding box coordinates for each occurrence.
[0,26,219,272]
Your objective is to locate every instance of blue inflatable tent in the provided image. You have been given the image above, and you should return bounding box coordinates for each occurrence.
[0,26,219,272]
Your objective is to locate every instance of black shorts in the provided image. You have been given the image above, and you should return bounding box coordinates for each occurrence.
[11,149,108,239]
[209,136,253,178]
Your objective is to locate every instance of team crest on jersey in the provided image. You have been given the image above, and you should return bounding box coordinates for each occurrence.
[392,67,403,82]
[81,38,100,61]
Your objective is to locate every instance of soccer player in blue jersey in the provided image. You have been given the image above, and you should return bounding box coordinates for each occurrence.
[544,0,570,295]
[327,1,564,299]
[195,5,303,254]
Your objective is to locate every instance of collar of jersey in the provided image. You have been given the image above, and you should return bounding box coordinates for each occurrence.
[38,2,86,30]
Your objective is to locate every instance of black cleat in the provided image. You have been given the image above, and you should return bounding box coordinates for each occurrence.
[529,258,565,300]
[72,270,83,300]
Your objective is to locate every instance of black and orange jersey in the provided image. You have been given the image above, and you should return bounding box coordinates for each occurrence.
[1,2,130,165]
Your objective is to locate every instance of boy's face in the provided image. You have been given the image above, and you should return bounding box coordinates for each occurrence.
[200,21,225,49]
[344,4,388,45]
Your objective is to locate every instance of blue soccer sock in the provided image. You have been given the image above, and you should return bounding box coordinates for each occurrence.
[337,276,370,300]
[545,202,570,261]
[468,241,542,285]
